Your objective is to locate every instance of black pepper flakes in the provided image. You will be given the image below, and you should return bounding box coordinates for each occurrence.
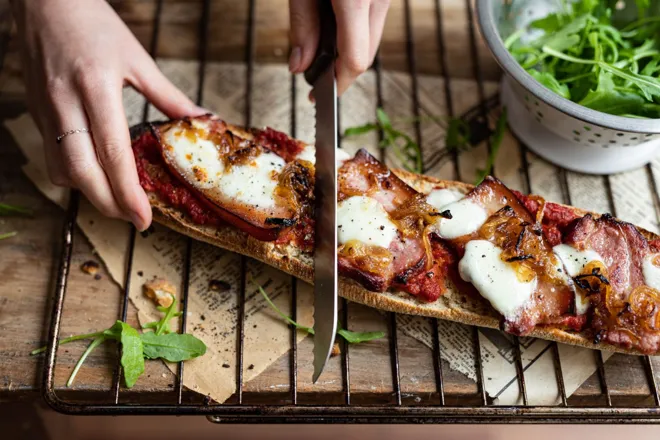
[222,363,230,368]
[137,271,144,277]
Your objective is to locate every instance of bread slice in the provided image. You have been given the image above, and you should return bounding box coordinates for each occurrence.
[131,122,657,356]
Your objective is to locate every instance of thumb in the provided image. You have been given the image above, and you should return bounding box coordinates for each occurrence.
[288,0,320,73]
[132,58,208,119]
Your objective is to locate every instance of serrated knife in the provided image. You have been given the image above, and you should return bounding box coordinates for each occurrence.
[304,0,338,384]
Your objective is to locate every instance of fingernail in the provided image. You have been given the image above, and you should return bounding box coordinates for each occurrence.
[130,211,147,232]
[194,105,212,116]
[289,46,302,73]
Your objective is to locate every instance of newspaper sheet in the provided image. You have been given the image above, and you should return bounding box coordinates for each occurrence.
[6,59,658,405]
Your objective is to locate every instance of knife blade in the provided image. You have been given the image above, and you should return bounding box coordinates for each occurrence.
[304,0,338,384]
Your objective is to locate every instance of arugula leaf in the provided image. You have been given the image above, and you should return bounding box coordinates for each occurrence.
[117,321,145,388]
[528,70,571,99]
[253,280,314,334]
[507,0,660,118]
[141,332,207,362]
[337,329,386,344]
[66,337,106,387]
[141,294,181,335]
[0,203,32,216]
[32,294,205,388]
[0,232,17,241]
[475,108,508,185]
[251,278,385,344]
[344,108,476,174]
[343,123,379,137]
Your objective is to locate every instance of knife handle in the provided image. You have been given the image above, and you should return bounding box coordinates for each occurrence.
[303,0,337,86]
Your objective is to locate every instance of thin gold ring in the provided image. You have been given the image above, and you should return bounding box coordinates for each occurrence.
[56,128,91,144]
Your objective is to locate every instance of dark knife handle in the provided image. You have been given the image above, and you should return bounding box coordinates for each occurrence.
[303,0,337,86]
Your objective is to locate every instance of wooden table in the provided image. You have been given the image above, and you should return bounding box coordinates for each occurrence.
[0,0,658,411]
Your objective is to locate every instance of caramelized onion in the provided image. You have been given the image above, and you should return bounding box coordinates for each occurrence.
[478,206,564,286]
[389,193,447,271]
[629,286,660,330]
[274,160,315,216]
[338,240,393,274]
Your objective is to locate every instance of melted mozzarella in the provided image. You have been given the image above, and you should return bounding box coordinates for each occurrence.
[297,145,316,164]
[335,148,352,167]
[164,128,225,189]
[337,196,397,248]
[426,188,465,211]
[643,254,660,291]
[458,240,537,321]
[297,146,352,168]
[218,151,286,209]
[553,244,604,314]
[433,198,488,239]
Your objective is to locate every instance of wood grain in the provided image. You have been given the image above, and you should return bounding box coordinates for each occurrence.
[0,0,658,411]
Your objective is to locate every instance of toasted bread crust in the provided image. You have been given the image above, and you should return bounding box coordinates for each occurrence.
[145,166,658,356]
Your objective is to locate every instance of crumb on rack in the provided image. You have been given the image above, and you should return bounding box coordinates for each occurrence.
[143,277,176,308]
[80,260,100,275]
[209,279,231,292]
[331,342,341,357]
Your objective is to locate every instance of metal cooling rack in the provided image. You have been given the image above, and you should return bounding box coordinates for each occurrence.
[40,0,660,423]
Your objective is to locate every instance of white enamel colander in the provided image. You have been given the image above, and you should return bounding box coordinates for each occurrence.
[476,0,660,175]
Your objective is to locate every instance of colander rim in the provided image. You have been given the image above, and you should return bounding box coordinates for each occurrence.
[475,0,660,134]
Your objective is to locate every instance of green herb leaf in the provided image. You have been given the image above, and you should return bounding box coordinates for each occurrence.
[507,1,660,118]
[0,203,32,216]
[336,329,386,344]
[0,232,17,241]
[252,279,314,334]
[117,321,144,388]
[140,332,207,362]
[251,278,385,345]
[528,70,571,99]
[376,107,393,128]
[343,123,379,137]
[66,337,106,387]
[140,294,180,335]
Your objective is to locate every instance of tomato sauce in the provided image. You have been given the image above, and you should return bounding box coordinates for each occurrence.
[512,190,580,246]
[392,241,455,302]
[133,130,222,226]
[255,127,306,161]
[132,127,313,248]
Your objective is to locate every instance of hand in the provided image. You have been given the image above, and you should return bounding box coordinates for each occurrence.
[288,0,390,96]
[11,0,206,231]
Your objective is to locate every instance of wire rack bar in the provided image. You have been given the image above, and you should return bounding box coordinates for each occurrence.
[38,0,660,422]
[115,0,165,405]
[372,54,404,406]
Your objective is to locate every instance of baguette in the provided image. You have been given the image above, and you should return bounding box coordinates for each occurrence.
[130,120,660,356]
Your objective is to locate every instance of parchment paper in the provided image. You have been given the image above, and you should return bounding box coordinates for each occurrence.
[6,59,658,405]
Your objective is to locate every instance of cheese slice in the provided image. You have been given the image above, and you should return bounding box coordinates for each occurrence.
[553,244,605,314]
[426,188,465,211]
[459,240,537,321]
[337,196,398,248]
[160,120,292,222]
[433,198,489,239]
[643,254,660,291]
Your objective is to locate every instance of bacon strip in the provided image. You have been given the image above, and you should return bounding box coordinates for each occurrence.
[563,214,660,354]
[338,149,449,301]
[435,177,577,335]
